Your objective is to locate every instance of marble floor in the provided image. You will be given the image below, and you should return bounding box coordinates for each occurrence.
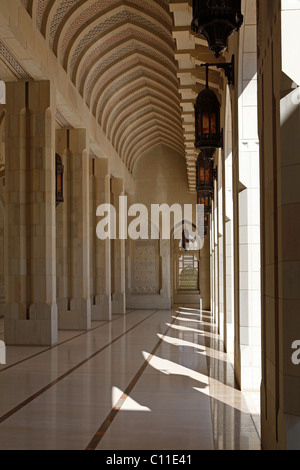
[0,308,261,450]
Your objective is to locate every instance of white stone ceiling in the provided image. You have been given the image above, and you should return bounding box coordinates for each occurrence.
[21,0,223,188]
[22,0,184,174]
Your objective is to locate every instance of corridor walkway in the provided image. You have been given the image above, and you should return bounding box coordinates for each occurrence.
[0,308,261,450]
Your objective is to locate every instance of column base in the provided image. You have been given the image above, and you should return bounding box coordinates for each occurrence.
[261,412,278,450]
[112,293,126,315]
[58,298,91,330]
[239,344,262,392]
[4,302,58,346]
[91,295,111,321]
[278,405,300,450]
[260,381,300,450]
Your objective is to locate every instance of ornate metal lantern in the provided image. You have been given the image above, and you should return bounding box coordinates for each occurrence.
[197,191,212,215]
[196,153,214,193]
[196,153,216,236]
[55,153,64,207]
[195,68,223,157]
[191,0,243,58]
[196,153,214,217]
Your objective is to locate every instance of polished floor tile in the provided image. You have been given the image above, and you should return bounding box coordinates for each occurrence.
[0,308,261,450]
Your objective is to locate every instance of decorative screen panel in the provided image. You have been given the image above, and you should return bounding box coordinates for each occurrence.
[178,254,199,291]
[131,240,160,294]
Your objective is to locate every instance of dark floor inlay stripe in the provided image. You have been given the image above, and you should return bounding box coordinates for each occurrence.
[0,314,126,373]
[0,311,158,425]
[85,311,180,450]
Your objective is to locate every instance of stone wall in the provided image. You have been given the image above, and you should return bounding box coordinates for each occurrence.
[127,144,211,310]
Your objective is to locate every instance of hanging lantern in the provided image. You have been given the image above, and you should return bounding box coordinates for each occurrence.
[196,153,214,193]
[196,151,214,215]
[197,191,212,215]
[55,153,64,207]
[195,67,223,155]
[196,150,215,236]
[191,0,243,58]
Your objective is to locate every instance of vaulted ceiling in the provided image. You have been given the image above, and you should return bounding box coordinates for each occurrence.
[20,0,223,188]
[21,0,184,174]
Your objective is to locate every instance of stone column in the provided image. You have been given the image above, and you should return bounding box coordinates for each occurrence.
[210,213,215,323]
[90,158,111,320]
[160,239,172,308]
[217,156,225,340]
[258,0,300,450]
[200,234,211,312]
[57,129,91,330]
[111,178,126,315]
[56,129,70,319]
[213,179,219,331]
[236,0,261,392]
[223,0,262,392]
[4,81,57,345]
[224,98,234,356]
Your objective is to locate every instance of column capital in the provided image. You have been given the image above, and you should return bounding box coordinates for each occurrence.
[111,177,125,196]
[94,157,109,178]
[69,128,89,155]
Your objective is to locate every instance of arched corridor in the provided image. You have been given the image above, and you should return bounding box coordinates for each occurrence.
[0,0,299,451]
